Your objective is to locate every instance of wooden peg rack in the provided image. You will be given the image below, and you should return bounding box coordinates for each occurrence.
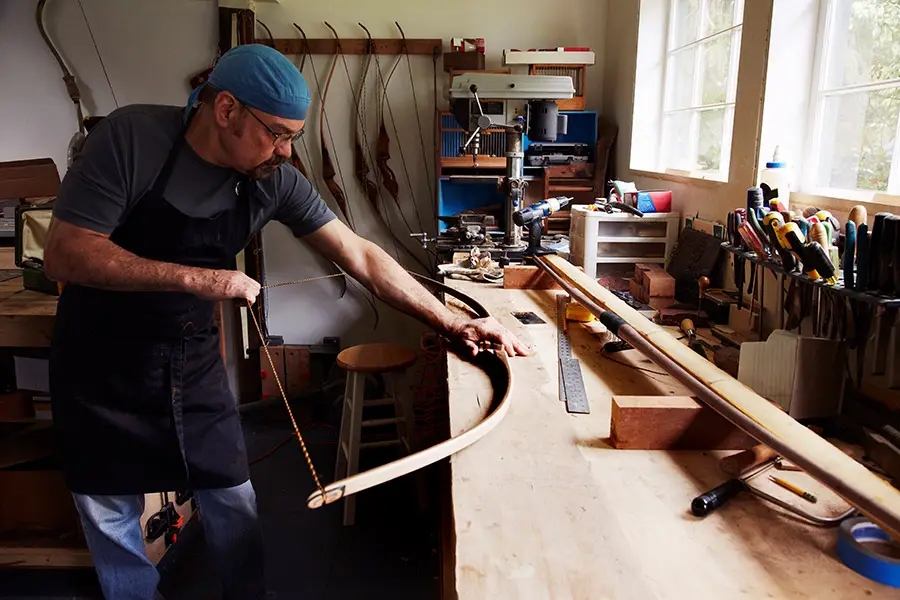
[264,38,442,56]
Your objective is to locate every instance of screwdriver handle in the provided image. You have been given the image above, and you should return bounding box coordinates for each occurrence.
[691,478,745,517]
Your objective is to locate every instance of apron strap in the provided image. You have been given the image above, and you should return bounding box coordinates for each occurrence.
[149,131,187,199]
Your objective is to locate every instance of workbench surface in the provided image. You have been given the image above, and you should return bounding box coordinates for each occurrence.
[443,279,894,600]
[0,275,57,347]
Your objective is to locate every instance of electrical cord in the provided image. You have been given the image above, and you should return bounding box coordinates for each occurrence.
[248,423,337,466]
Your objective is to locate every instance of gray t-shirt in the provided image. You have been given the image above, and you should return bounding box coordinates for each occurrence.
[53,104,335,239]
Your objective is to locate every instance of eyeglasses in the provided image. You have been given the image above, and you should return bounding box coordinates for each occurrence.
[242,103,305,146]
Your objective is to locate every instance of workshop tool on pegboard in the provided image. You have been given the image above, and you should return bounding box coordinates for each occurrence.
[556,294,590,414]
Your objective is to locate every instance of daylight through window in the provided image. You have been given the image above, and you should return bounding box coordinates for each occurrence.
[661,0,744,179]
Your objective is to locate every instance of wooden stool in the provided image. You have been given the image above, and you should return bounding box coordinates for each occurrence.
[334,343,417,525]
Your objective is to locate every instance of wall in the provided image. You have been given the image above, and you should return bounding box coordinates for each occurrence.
[0,0,609,357]
[0,0,218,171]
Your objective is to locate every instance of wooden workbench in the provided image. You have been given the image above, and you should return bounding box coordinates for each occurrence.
[0,274,58,347]
[442,279,896,599]
[0,274,194,569]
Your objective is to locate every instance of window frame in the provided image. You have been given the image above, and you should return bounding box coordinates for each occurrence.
[803,0,900,200]
[658,0,744,181]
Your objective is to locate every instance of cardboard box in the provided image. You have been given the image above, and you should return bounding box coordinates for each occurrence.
[737,330,845,419]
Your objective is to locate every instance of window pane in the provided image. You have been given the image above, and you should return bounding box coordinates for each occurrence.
[666,46,697,110]
[700,34,732,105]
[698,108,726,171]
[816,87,900,191]
[673,0,702,47]
[663,111,695,171]
[826,0,900,89]
[704,0,736,36]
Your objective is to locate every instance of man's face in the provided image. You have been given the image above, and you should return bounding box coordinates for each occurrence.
[214,92,305,179]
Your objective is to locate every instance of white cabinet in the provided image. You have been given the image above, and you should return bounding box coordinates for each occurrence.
[569,205,680,278]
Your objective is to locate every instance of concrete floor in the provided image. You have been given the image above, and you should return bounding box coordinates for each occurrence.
[0,392,443,600]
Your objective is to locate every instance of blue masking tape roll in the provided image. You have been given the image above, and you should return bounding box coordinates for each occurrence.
[836,517,900,588]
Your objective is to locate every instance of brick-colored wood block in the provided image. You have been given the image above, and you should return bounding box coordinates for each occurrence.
[642,270,676,298]
[628,278,643,302]
[503,265,561,290]
[610,395,757,450]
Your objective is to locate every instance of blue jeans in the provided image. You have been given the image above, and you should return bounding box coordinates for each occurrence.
[71,479,265,600]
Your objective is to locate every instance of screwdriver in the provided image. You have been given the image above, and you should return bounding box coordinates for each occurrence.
[763,212,796,272]
[783,227,838,284]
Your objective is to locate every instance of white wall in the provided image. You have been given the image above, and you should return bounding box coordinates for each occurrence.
[0,0,218,172]
[1,0,608,353]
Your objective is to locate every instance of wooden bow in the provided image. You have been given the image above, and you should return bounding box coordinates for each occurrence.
[351,25,380,211]
[304,273,512,509]
[374,53,402,207]
[293,23,353,229]
[243,270,511,509]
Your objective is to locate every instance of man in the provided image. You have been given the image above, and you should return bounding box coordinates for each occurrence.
[45,44,528,600]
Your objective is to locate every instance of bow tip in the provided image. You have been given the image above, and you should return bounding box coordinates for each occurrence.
[307,486,344,509]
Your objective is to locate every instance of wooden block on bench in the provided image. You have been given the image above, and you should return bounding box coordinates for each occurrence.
[610,395,757,450]
[503,265,561,290]
[642,269,675,298]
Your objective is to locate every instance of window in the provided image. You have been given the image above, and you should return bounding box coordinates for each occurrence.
[807,0,900,196]
[660,0,744,180]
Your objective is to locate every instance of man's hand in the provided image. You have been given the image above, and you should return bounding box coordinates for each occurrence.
[189,270,261,303]
[448,316,531,358]
[303,220,530,357]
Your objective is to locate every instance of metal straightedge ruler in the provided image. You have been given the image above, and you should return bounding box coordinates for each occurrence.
[556,294,590,414]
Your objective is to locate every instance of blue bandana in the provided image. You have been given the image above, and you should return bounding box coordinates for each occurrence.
[185,44,311,122]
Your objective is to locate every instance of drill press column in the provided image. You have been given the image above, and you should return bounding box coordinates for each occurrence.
[505,122,526,247]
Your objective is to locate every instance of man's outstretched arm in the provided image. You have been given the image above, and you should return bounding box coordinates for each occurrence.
[302,220,530,357]
[44,218,262,302]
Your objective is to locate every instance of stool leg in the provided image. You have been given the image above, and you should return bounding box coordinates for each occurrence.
[343,371,365,526]
[390,372,415,454]
[334,371,353,483]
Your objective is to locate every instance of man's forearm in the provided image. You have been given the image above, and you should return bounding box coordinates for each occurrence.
[45,231,203,293]
[350,242,466,336]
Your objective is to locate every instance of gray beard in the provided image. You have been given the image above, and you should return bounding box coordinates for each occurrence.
[249,154,287,180]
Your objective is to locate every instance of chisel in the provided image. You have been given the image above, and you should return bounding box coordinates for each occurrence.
[844,221,856,290]
[857,223,870,291]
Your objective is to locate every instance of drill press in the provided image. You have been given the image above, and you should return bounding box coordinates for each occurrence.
[446,73,575,256]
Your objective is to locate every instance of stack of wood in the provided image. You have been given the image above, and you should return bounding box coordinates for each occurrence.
[628,263,675,310]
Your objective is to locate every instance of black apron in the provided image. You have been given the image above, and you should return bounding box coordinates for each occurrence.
[50,127,255,495]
